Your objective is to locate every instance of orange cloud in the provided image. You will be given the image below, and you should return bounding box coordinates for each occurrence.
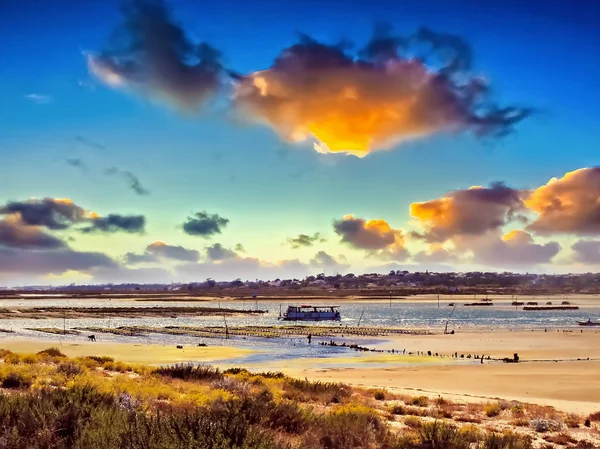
[410,183,524,242]
[234,30,530,157]
[525,167,600,235]
[333,215,408,260]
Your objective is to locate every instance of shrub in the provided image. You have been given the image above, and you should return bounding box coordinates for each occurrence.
[315,404,394,449]
[510,417,530,427]
[410,396,429,407]
[102,361,133,373]
[155,363,223,381]
[390,403,406,415]
[404,416,422,429]
[565,413,580,428]
[87,355,114,363]
[418,420,466,449]
[530,418,563,433]
[1,372,32,389]
[484,402,502,417]
[267,400,313,434]
[584,418,591,427]
[58,361,84,376]
[283,378,351,404]
[482,431,533,449]
[37,347,66,358]
[544,433,576,445]
[587,410,600,422]
[373,389,386,400]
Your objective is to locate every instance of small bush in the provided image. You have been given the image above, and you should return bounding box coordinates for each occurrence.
[404,416,422,429]
[565,413,580,428]
[531,418,563,433]
[587,410,600,422]
[484,402,502,417]
[482,431,532,449]
[87,355,114,363]
[155,363,223,381]
[390,404,406,415]
[58,361,84,376]
[267,400,312,434]
[37,347,66,358]
[510,417,530,427]
[419,421,463,449]
[373,389,386,401]
[102,361,133,373]
[410,396,429,407]
[584,418,591,427]
[1,372,32,389]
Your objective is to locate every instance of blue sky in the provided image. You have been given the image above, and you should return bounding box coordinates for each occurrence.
[1,0,599,285]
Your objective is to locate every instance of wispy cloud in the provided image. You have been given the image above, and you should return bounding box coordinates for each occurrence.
[75,136,106,151]
[25,93,52,104]
[66,158,88,173]
[104,167,150,196]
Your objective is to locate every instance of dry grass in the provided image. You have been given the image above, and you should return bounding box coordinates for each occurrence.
[543,432,576,445]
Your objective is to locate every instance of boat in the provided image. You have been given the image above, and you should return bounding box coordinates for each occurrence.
[578,318,600,326]
[279,305,341,321]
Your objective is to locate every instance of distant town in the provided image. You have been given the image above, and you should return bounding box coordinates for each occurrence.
[3,271,600,296]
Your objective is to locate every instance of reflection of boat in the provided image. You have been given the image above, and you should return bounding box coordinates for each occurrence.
[578,318,600,326]
[280,305,341,321]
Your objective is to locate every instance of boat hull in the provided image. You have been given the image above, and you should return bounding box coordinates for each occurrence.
[281,316,341,321]
[578,321,600,326]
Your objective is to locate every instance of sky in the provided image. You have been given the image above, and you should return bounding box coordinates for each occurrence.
[1,0,600,286]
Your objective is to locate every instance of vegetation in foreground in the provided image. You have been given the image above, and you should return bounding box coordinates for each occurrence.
[0,348,598,449]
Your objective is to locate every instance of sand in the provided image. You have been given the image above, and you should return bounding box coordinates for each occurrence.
[375,329,600,360]
[0,338,254,365]
[282,361,600,415]
[253,330,600,414]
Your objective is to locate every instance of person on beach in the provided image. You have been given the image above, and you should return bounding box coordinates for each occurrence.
[307,334,312,344]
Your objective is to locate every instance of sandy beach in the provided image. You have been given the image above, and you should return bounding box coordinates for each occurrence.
[254,330,600,414]
[0,338,254,365]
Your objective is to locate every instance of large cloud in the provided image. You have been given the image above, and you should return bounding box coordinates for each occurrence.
[0,198,88,230]
[410,182,525,243]
[183,211,229,238]
[456,230,560,267]
[88,0,223,111]
[571,240,600,265]
[525,167,600,236]
[0,246,117,275]
[333,215,408,260]
[0,216,66,249]
[234,28,531,157]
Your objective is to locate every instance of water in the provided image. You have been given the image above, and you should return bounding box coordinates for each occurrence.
[1,297,598,364]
